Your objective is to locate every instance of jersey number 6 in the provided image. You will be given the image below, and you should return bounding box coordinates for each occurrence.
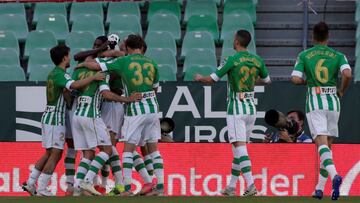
[315,59,329,84]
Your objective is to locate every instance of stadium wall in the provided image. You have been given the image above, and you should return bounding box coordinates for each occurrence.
[1,82,359,143]
[0,143,359,196]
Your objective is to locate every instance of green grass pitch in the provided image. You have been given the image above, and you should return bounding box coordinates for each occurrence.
[1,196,360,203]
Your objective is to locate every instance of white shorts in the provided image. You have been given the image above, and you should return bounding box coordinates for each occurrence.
[72,115,112,150]
[42,124,66,150]
[227,114,256,143]
[306,110,339,139]
[122,113,161,146]
[101,101,125,138]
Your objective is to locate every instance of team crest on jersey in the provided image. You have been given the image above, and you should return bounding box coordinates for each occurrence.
[64,74,72,80]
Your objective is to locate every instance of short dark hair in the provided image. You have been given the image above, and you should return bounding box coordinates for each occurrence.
[125,34,144,50]
[236,30,251,48]
[313,21,329,42]
[142,40,147,54]
[287,110,305,121]
[50,45,70,66]
[96,35,108,44]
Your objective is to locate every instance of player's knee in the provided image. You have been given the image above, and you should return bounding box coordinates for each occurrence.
[102,146,113,156]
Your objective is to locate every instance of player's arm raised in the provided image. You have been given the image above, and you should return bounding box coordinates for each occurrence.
[99,50,125,58]
[73,42,108,62]
[291,54,306,85]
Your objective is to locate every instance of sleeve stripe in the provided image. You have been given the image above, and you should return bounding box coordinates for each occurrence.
[99,85,110,92]
[340,64,351,73]
[261,75,271,83]
[210,73,220,82]
[99,62,108,71]
[153,82,159,88]
[65,80,75,90]
[291,70,303,78]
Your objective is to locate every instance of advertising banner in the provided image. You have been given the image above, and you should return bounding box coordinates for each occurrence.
[1,81,359,143]
[0,143,359,196]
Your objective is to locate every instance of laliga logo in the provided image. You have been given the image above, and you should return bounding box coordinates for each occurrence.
[340,160,360,195]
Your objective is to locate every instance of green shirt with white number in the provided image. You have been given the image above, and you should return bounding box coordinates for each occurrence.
[41,66,74,126]
[292,45,351,112]
[72,67,110,118]
[210,51,270,115]
[98,53,160,116]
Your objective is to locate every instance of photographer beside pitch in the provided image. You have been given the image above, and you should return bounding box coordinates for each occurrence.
[291,22,352,200]
[264,110,312,143]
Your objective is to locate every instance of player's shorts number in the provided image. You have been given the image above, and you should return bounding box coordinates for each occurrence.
[315,59,329,84]
[129,62,155,86]
[239,66,258,89]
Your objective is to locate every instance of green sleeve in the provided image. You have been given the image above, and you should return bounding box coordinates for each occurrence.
[211,56,234,81]
[292,52,305,78]
[98,57,124,72]
[259,59,269,79]
[54,72,74,89]
[99,72,110,86]
[153,62,160,87]
[338,53,351,72]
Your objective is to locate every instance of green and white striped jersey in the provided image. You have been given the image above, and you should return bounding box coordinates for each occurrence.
[292,45,351,112]
[210,51,270,115]
[72,67,110,118]
[97,53,160,116]
[41,66,74,126]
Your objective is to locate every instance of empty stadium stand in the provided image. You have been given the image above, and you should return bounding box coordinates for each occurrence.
[0,0,355,82]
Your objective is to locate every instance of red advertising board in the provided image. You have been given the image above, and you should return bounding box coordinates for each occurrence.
[0,143,359,196]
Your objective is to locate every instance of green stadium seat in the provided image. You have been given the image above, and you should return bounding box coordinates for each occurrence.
[106,2,140,26]
[224,0,256,24]
[355,56,360,82]
[0,48,20,67]
[36,14,69,41]
[66,32,95,50]
[108,15,142,37]
[0,14,28,42]
[183,49,217,71]
[33,3,67,25]
[186,15,219,41]
[148,1,181,22]
[181,31,215,58]
[223,33,256,54]
[221,12,255,41]
[0,31,19,55]
[224,0,258,5]
[158,64,177,81]
[184,65,215,81]
[28,65,53,82]
[70,2,104,23]
[188,0,221,6]
[71,14,104,37]
[0,65,25,81]
[0,3,25,16]
[146,31,176,56]
[145,48,177,72]
[27,48,52,74]
[148,13,181,41]
[24,31,57,58]
[184,1,217,23]
[356,41,359,57]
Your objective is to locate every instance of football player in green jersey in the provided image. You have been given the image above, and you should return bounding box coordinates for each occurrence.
[291,22,352,200]
[81,35,164,196]
[195,30,271,197]
[22,45,105,196]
